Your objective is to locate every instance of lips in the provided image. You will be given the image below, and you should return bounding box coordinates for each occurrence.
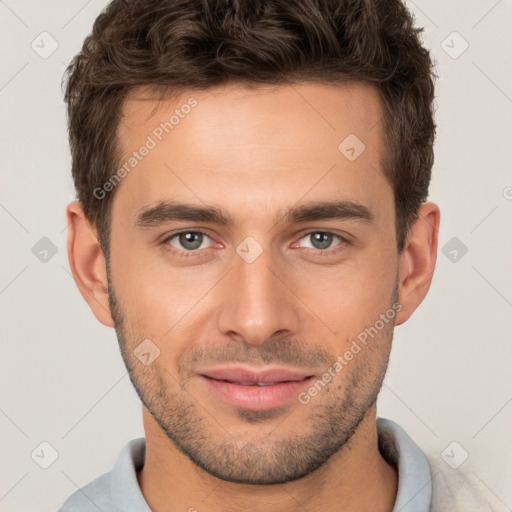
[198,366,315,410]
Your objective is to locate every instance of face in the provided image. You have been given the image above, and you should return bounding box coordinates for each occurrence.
[106,82,401,484]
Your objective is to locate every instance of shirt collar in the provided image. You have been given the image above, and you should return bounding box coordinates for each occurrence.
[377,417,433,512]
[110,436,151,512]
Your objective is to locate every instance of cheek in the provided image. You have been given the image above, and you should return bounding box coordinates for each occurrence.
[294,257,396,339]
[113,251,222,349]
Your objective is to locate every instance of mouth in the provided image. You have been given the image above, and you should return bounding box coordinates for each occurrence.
[207,380,292,386]
[198,366,315,410]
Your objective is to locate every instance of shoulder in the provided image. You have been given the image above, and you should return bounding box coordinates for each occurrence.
[56,437,146,512]
[56,472,117,512]
[426,454,506,512]
[377,418,506,512]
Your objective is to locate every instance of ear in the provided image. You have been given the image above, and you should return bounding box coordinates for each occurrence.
[395,202,440,326]
[66,201,114,327]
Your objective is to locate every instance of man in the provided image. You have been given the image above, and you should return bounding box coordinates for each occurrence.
[57,0,497,510]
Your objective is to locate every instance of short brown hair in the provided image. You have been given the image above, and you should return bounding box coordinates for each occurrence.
[63,0,436,257]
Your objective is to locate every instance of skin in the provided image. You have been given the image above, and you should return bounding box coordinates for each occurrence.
[67,81,440,512]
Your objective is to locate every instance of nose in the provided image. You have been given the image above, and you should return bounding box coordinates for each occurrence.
[215,244,300,346]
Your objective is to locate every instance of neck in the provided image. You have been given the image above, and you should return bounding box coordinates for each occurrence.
[137,405,398,512]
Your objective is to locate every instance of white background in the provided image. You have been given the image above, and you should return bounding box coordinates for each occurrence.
[1,1,511,510]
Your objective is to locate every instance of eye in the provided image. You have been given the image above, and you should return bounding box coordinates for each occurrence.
[164,230,214,252]
[295,231,347,254]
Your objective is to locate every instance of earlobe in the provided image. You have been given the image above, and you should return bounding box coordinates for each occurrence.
[395,202,440,326]
[66,201,115,327]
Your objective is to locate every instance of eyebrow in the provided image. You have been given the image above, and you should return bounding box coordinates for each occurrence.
[134,199,375,229]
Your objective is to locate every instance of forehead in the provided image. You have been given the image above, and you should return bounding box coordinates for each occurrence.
[120,81,383,149]
[113,81,391,227]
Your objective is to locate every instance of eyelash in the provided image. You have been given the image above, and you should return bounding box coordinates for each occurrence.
[160,229,349,259]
